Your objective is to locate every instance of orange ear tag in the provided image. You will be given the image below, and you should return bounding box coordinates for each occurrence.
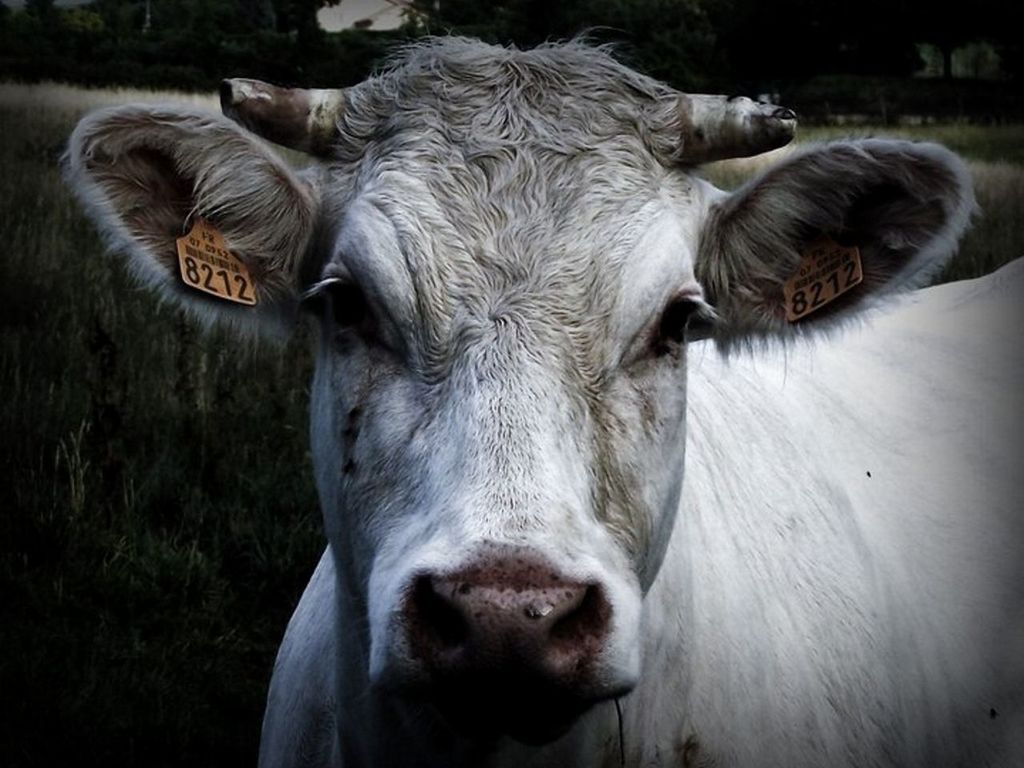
[783,236,862,322]
[175,219,258,306]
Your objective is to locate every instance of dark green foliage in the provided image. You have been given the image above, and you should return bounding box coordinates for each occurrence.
[405,0,1020,96]
[23,0,56,21]
[407,0,724,90]
[709,0,919,92]
[0,0,402,91]
[0,0,1020,119]
[783,75,1024,124]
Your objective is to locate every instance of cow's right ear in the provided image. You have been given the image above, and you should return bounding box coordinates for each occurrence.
[65,104,319,336]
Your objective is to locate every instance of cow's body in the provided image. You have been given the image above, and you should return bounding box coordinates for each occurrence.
[65,38,1023,768]
[262,261,1024,767]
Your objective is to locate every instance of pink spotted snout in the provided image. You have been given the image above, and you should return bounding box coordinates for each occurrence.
[402,549,618,743]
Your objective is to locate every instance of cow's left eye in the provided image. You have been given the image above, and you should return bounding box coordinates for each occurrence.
[656,296,717,348]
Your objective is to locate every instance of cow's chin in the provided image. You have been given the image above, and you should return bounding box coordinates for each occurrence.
[403,672,632,746]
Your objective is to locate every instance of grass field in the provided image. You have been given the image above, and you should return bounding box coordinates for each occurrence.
[1,84,321,767]
[1,82,1022,767]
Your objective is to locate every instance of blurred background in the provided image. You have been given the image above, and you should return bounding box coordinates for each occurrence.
[1,2,1022,766]
[2,0,1023,119]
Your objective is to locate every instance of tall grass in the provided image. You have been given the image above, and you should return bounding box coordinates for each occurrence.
[1,82,1022,767]
[798,123,1024,165]
[1,84,321,768]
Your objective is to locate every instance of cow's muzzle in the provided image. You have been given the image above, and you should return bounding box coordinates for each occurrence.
[400,549,623,743]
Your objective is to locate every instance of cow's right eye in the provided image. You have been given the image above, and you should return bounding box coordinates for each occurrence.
[326,283,368,328]
[302,278,368,330]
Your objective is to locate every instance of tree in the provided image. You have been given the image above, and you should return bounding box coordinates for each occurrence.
[407,0,722,90]
[241,0,276,30]
[24,0,56,21]
[272,0,341,40]
[908,0,1014,80]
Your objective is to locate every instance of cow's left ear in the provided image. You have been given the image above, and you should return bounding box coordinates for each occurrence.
[696,139,975,344]
[65,104,320,337]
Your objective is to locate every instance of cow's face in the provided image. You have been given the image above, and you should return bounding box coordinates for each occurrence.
[305,146,713,737]
[66,40,973,745]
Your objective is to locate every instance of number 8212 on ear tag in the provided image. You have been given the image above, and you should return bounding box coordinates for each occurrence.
[783,237,862,322]
[176,219,258,306]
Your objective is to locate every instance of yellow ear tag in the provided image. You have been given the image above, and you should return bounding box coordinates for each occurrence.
[175,219,258,306]
[783,236,862,322]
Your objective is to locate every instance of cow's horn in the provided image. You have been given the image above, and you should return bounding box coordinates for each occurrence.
[220,78,344,156]
[675,94,797,165]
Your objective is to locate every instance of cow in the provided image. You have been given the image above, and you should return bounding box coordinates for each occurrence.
[64,37,1023,768]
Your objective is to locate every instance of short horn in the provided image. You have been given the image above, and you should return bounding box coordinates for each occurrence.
[220,78,344,156]
[675,94,796,164]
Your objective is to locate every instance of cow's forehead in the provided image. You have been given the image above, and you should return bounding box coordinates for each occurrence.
[315,39,709,376]
[323,154,704,377]
[331,38,684,168]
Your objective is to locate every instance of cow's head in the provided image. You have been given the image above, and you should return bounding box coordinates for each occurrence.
[66,39,972,745]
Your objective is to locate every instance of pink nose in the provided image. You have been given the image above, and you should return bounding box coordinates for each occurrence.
[403,553,612,741]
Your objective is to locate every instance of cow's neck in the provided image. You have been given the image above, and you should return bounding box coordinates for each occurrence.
[620,347,916,767]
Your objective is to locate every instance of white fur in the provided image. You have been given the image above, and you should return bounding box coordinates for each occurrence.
[264,260,1024,767]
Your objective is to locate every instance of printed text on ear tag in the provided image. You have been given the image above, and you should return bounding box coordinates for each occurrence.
[783,237,862,322]
[176,219,258,306]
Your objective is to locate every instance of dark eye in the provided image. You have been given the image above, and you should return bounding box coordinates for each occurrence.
[656,296,716,350]
[326,283,367,328]
[302,278,368,329]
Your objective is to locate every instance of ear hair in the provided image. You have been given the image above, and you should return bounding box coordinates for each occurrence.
[64,104,320,336]
[697,139,976,348]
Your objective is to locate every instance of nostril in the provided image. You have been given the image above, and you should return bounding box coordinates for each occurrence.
[549,584,610,652]
[411,575,468,650]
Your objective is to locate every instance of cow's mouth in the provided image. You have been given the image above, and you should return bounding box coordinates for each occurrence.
[427,672,607,745]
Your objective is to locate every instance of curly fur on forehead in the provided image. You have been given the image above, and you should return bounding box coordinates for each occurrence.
[333,36,684,165]
[315,38,701,386]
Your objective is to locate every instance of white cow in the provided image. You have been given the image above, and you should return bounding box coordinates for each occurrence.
[66,38,1023,768]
